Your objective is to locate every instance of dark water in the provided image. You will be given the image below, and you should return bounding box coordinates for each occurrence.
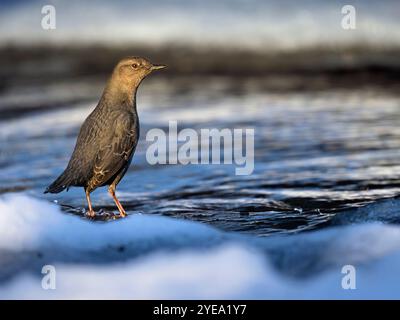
[1,78,400,236]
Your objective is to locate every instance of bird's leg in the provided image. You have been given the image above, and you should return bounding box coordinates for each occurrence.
[85,188,96,218]
[108,185,127,218]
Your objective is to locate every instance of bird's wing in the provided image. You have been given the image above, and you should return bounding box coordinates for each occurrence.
[87,112,138,190]
[62,109,107,185]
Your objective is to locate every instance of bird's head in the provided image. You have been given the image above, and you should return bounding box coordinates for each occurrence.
[112,57,166,90]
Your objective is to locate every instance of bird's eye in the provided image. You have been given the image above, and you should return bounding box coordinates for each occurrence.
[132,63,138,69]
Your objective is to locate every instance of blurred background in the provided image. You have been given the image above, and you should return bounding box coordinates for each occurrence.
[2,0,400,299]
[1,0,400,93]
[1,0,400,234]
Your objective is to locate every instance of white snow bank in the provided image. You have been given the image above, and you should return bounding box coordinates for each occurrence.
[261,220,400,277]
[0,194,224,252]
[0,245,269,299]
[1,194,400,299]
[2,243,400,299]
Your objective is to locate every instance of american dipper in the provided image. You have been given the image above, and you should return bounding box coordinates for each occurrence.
[45,57,166,218]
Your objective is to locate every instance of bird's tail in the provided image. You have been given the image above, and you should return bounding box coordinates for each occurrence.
[44,171,72,194]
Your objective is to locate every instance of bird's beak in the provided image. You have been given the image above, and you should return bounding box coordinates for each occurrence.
[151,64,167,71]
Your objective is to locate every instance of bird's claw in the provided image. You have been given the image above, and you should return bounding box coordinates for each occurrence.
[86,210,96,219]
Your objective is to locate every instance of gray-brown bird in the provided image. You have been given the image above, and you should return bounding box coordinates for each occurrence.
[45,57,166,218]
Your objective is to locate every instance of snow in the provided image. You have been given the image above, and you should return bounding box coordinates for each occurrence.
[0,194,224,252]
[1,194,400,299]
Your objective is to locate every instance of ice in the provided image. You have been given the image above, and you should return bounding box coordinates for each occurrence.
[1,194,400,299]
[331,198,400,225]
[0,245,270,299]
[2,244,400,299]
[0,194,225,252]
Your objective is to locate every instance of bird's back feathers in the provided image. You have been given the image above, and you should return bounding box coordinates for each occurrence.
[45,104,139,194]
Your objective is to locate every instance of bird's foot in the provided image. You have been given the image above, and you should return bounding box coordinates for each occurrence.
[119,210,127,218]
[86,210,96,219]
